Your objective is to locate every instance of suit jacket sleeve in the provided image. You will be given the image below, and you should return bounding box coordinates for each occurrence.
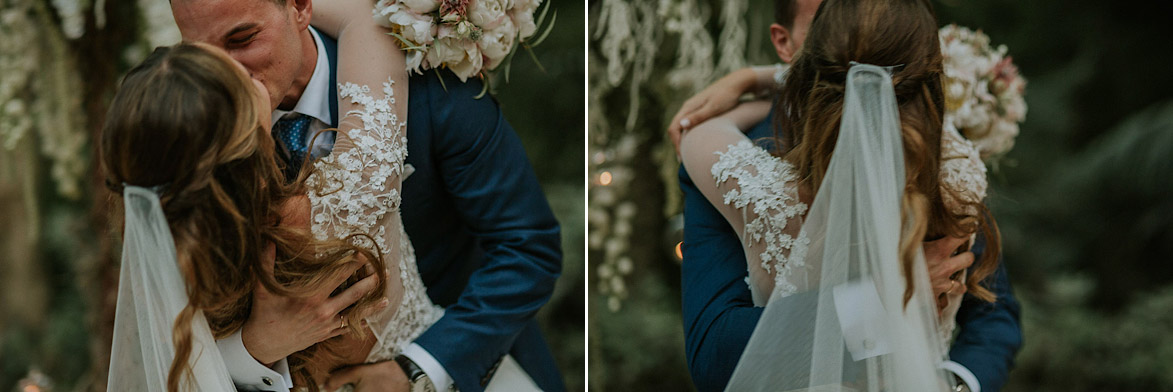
[411,75,562,392]
[679,163,764,392]
[949,237,1024,392]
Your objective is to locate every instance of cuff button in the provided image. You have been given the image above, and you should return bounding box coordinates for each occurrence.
[262,376,274,386]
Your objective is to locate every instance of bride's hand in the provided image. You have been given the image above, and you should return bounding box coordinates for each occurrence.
[668,66,778,156]
[923,236,974,314]
[241,242,390,366]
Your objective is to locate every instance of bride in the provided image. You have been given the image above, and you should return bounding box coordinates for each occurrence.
[100,1,534,391]
[679,0,1002,390]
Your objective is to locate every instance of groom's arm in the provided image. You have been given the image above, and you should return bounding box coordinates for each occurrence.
[679,163,764,392]
[409,72,562,392]
[948,237,1023,392]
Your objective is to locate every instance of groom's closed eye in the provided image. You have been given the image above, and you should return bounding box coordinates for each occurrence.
[225,24,260,48]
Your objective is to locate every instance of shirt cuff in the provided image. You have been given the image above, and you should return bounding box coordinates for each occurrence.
[941,360,981,392]
[216,329,294,391]
[402,343,455,392]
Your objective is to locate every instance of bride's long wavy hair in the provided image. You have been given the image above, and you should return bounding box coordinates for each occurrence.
[100,43,386,391]
[774,0,1002,302]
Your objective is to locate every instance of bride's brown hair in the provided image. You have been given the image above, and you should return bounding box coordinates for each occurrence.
[100,42,386,391]
[774,0,1002,302]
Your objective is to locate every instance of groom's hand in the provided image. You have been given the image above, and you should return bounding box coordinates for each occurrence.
[924,236,974,313]
[324,360,410,392]
[241,242,389,366]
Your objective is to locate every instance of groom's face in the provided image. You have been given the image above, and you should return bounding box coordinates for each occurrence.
[172,0,313,111]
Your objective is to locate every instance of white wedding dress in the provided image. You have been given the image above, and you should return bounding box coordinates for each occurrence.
[303,19,539,390]
[681,64,988,391]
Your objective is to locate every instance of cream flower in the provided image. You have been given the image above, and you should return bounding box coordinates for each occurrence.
[428,36,483,81]
[387,9,437,46]
[468,0,509,30]
[479,17,516,69]
[509,7,537,40]
[401,0,441,14]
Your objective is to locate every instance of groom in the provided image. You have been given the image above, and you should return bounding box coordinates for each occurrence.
[170,0,564,391]
[673,1,1022,391]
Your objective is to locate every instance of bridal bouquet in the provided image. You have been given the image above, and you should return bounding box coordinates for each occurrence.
[939,24,1028,161]
[374,0,553,83]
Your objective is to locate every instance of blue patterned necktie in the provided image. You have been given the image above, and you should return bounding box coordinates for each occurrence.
[273,113,312,180]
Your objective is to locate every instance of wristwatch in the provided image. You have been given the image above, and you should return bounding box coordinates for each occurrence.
[951,375,971,392]
[394,355,437,392]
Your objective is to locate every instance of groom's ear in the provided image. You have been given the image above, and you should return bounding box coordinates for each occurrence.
[771,23,798,63]
[288,0,313,30]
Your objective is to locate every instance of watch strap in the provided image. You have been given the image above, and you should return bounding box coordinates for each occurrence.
[394,355,434,391]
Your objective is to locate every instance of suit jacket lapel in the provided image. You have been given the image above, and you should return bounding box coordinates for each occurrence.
[320,32,340,126]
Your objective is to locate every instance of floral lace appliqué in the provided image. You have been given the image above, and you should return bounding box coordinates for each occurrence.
[940,122,988,215]
[711,140,810,297]
[306,79,443,365]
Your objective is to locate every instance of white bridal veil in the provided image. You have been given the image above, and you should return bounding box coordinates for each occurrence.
[107,186,235,391]
[726,63,954,391]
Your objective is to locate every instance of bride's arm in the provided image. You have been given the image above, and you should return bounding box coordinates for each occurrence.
[679,100,804,302]
[308,0,369,39]
[668,66,779,153]
[306,0,409,264]
[679,100,771,229]
[302,0,413,375]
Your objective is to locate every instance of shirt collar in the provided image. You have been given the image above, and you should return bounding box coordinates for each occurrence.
[271,27,332,126]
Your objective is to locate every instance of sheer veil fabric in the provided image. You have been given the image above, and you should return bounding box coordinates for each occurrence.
[726,64,954,391]
[107,186,235,391]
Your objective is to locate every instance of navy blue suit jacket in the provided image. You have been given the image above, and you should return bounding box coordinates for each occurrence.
[679,114,1022,392]
[314,35,564,392]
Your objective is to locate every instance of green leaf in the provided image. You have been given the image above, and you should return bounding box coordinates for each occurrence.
[529,11,558,48]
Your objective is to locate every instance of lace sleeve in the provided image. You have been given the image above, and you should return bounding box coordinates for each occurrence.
[305,8,416,364]
[940,122,988,216]
[307,80,406,250]
[680,121,810,305]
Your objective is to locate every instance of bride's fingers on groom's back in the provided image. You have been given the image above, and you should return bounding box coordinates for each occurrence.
[948,251,975,275]
[923,235,969,260]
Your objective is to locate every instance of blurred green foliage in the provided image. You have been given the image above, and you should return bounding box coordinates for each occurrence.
[497,1,586,390]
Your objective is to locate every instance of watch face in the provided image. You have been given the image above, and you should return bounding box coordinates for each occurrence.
[412,375,435,392]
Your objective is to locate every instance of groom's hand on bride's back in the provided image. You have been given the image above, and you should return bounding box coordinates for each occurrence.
[240,241,390,366]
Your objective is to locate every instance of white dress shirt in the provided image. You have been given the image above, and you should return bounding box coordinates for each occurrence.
[219,26,455,392]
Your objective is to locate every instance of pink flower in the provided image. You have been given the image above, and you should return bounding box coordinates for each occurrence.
[440,0,470,19]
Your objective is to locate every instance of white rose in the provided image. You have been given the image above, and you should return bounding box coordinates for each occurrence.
[401,0,440,14]
[428,36,483,82]
[388,9,436,45]
[479,17,516,69]
[509,8,537,40]
[468,0,509,30]
[454,20,476,39]
[373,0,399,27]
[513,0,541,11]
[405,51,426,74]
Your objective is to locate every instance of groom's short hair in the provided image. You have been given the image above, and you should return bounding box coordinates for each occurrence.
[775,0,798,29]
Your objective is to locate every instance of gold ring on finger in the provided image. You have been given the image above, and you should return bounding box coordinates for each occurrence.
[340,315,347,329]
